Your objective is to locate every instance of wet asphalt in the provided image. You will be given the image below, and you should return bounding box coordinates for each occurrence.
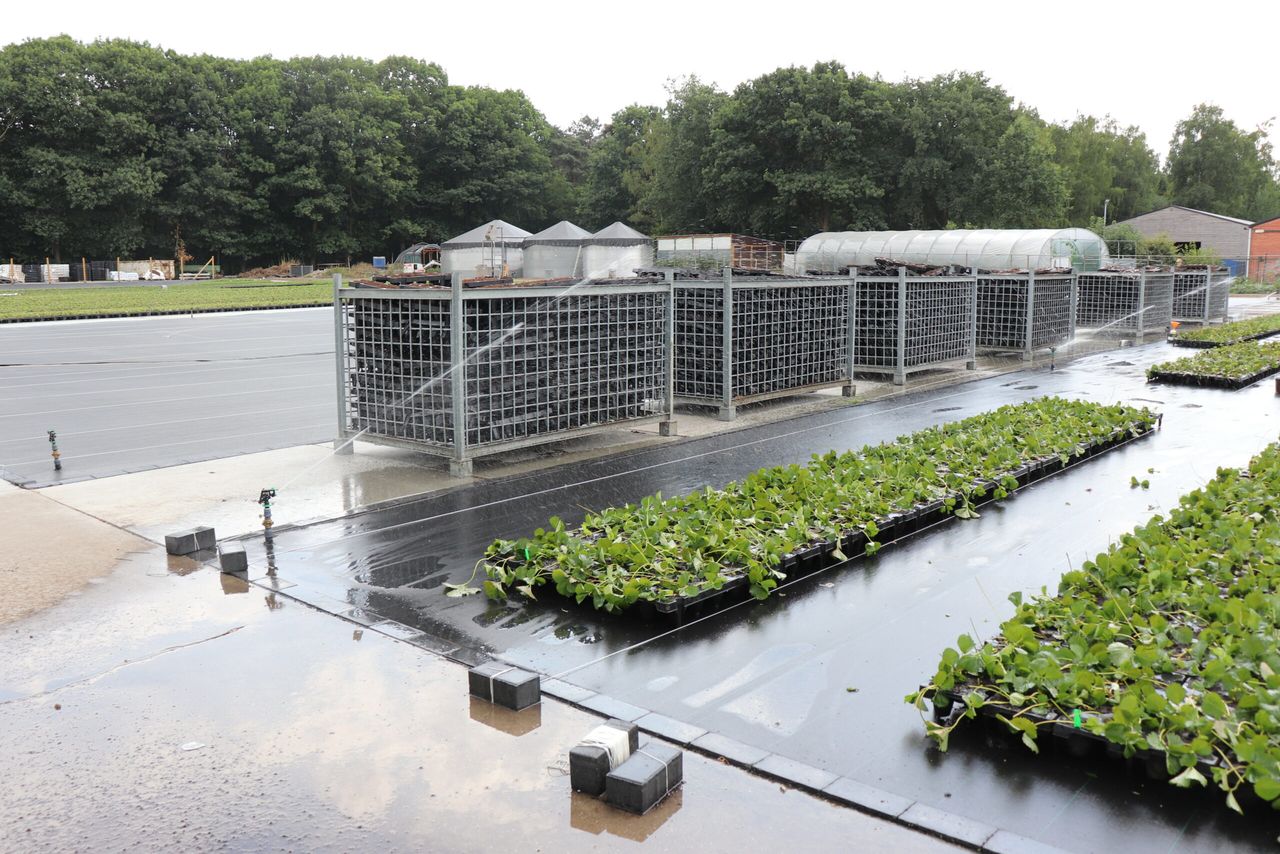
[241,340,1280,852]
[0,309,334,487]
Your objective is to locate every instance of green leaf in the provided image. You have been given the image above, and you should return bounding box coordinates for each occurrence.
[1201,691,1229,720]
[443,582,480,597]
[1253,778,1280,802]
[1169,766,1207,788]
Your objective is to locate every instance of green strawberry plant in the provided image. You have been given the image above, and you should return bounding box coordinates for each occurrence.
[1148,341,1280,385]
[1174,314,1280,347]
[909,441,1280,813]
[483,397,1156,614]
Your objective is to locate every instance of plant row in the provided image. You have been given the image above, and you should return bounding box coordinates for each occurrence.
[1147,341,1280,389]
[1172,313,1280,347]
[480,397,1156,613]
[910,441,1280,813]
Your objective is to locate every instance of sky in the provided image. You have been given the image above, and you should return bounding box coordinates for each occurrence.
[6,0,1278,159]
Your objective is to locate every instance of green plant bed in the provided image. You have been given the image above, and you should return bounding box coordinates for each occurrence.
[0,279,331,321]
[1148,341,1280,389]
[477,398,1157,615]
[1172,314,1280,348]
[910,441,1280,813]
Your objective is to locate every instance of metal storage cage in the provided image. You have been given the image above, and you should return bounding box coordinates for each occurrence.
[673,270,853,421]
[1075,270,1175,336]
[976,272,1076,359]
[853,268,978,385]
[1172,266,1231,324]
[335,274,675,477]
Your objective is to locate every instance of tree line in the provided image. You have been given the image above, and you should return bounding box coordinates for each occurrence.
[1,38,1277,270]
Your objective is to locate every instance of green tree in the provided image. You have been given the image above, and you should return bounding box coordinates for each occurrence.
[704,62,897,240]
[1168,104,1280,221]
[635,77,728,233]
[578,105,657,230]
[1051,115,1163,224]
[985,112,1068,228]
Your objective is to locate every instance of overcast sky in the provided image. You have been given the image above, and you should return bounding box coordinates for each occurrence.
[7,1,1277,159]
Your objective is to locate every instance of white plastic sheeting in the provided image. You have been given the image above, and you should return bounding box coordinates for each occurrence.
[795,228,1108,272]
[582,222,654,279]
[441,219,531,277]
[523,220,590,279]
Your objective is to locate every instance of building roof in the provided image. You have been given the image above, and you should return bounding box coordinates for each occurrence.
[587,222,651,246]
[524,220,591,246]
[1125,205,1253,227]
[442,219,531,248]
[1252,215,1280,228]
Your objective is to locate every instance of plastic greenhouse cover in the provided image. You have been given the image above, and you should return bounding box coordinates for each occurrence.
[795,228,1108,272]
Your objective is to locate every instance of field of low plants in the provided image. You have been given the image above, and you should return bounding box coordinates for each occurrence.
[910,441,1280,813]
[480,398,1156,612]
[1173,314,1280,347]
[1148,341,1280,388]
[0,278,331,321]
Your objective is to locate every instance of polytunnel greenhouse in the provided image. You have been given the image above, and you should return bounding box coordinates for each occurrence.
[794,228,1108,273]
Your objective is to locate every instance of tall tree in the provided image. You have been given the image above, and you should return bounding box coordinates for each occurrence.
[1051,115,1163,224]
[578,105,657,230]
[1167,104,1280,221]
[635,77,728,234]
[985,113,1068,228]
[704,62,897,240]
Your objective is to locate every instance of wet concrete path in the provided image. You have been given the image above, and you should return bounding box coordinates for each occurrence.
[240,340,1280,851]
[2,547,954,852]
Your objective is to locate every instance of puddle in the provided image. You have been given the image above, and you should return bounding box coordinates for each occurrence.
[1013,385,1038,391]
[932,407,963,413]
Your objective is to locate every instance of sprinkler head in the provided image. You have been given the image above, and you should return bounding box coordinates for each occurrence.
[258,487,277,506]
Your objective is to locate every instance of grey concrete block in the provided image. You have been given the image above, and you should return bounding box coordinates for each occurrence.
[540,678,595,704]
[983,830,1070,854]
[164,526,215,556]
[605,742,683,814]
[822,776,913,818]
[570,719,640,795]
[217,542,248,574]
[753,754,838,792]
[634,712,707,746]
[900,803,997,848]
[468,661,540,711]
[690,732,769,767]
[579,694,648,722]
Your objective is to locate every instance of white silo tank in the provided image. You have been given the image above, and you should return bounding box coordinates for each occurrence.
[582,222,654,279]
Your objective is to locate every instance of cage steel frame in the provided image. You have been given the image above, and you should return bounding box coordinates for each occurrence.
[852,268,978,386]
[1172,269,1231,324]
[672,269,854,421]
[975,272,1076,359]
[333,273,676,477]
[1075,271,1175,337]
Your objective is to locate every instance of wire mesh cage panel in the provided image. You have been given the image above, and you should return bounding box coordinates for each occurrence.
[853,271,977,385]
[673,278,850,417]
[976,273,1074,356]
[339,280,671,473]
[1173,269,1231,324]
[1075,271,1174,336]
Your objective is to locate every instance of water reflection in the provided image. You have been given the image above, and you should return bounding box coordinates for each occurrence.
[568,789,681,842]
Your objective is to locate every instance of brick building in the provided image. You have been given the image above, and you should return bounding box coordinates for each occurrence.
[1251,216,1280,283]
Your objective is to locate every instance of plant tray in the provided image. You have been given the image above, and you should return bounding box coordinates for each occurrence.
[1147,364,1280,390]
[551,421,1157,626]
[1170,329,1280,349]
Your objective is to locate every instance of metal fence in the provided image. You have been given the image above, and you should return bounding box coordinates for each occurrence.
[976,272,1075,358]
[673,272,852,420]
[853,270,977,385]
[1075,271,1174,336]
[1172,268,1231,324]
[336,274,674,476]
